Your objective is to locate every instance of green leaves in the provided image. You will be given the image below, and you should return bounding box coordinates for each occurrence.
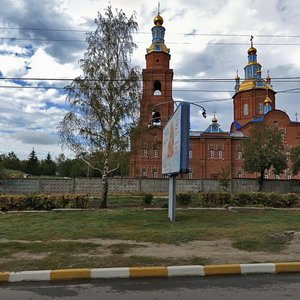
[243,123,288,181]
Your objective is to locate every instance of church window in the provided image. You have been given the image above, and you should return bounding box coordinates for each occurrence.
[237,151,242,160]
[142,148,147,157]
[152,168,158,178]
[258,103,264,114]
[152,109,161,125]
[153,80,162,95]
[218,150,223,159]
[243,103,249,116]
[155,44,161,51]
[248,68,252,77]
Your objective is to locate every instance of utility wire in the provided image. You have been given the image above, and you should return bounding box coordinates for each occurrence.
[2,76,300,82]
[1,85,300,94]
[2,26,300,39]
[3,36,300,46]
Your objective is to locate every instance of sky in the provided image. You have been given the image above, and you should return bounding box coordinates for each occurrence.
[0,0,300,160]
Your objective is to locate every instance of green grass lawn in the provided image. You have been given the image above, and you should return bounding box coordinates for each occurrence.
[0,209,299,271]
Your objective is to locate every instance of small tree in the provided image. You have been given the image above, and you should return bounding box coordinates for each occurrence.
[218,167,231,192]
[40,153,57,176]
[291,133,300,176]
[242,123,287,190]
[26,149,39,176]
[58,6,141,208]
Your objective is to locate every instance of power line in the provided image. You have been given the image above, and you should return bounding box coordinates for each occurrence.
[1,84,300,94]
[3,36,300,46]
[2,26,300,39]
[0,26,89,33]
[2,76,300,82]
[0,85,235,92]
[0,37,86,43]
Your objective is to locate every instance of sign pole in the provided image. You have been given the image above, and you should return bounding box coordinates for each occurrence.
[168,175,176,221]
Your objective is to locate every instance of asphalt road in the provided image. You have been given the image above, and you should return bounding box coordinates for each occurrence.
[0,274,300,300]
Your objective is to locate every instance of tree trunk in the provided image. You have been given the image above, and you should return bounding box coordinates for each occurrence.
[100,157,109,208]
[258,171,264,192]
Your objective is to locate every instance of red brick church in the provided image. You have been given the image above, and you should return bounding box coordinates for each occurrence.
[130,13,300,180]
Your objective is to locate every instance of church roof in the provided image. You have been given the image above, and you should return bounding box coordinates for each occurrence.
[204,114,224,133]
[147,12,170,54]
[235,37,274,93]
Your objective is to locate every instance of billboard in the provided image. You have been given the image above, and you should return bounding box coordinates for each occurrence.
[162,102,190,175]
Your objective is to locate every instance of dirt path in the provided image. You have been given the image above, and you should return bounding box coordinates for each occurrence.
[1,233,300,264]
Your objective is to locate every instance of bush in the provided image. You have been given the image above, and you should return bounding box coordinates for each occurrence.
[230,192,298,208]
[284,193,299,207]
[202,192,231,207]
[142,193,153,205]
[177,193,192,206]
[0,194,88,211]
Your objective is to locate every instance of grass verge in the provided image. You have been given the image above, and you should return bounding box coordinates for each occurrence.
[0,209,299,271]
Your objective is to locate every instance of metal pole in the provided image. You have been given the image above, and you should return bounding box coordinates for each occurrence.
[168,175,176,221]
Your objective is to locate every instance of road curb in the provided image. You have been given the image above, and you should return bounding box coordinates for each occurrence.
[1,262,300,283]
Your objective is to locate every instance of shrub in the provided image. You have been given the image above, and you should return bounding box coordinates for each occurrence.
[267,192,285,208]
[0,194,88,211]
[284,193,299,207]
[142,193,153,205]
[230,192,298,208]
[231,193,253,206]
[177,193,192,206]
[202,192,231,207]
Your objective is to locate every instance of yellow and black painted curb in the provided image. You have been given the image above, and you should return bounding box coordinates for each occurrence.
[1,262,300,282]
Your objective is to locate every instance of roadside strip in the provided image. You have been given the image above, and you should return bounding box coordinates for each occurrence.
[1,262,300,282]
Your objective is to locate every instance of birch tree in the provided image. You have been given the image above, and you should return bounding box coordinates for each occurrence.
[58,6,141,208]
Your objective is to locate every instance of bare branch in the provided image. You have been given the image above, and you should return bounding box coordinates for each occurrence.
[81,156,103,174]
[107,163,120,174]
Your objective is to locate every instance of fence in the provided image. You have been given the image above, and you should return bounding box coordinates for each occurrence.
[0,177,299,195]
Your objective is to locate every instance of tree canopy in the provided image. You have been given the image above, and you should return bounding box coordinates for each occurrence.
[291,133,300,176]
[58,5,141,207]
[242,123,287,189]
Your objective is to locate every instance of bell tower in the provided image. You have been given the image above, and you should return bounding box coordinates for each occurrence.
[130,11,174,178]
[140,12,174,127]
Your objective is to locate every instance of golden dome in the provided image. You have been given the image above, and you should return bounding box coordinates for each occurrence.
[212,113,218,123]
[264,96,272,105]
[154,14,164,25]
[248,47,257,55]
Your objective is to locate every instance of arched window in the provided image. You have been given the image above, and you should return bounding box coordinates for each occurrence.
[243,103,249,116]
[152,168,158,178]
[152,109,161,125]
[153,80,162,95]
